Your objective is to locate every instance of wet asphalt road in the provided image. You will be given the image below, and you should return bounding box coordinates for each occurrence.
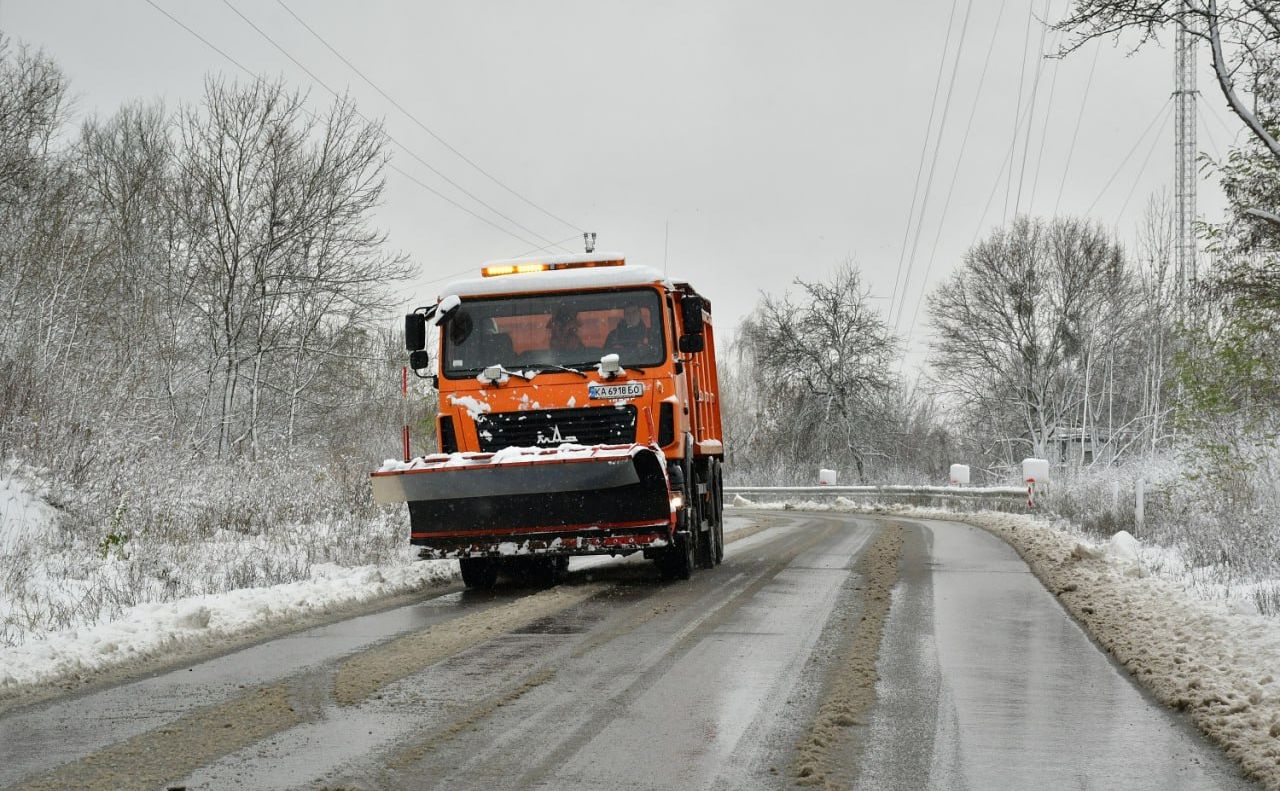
[0,512,1258,790]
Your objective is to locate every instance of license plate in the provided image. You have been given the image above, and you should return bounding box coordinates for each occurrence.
[588,382,644,400]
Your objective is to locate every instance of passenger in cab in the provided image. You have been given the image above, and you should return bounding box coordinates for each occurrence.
[548,307,584,351]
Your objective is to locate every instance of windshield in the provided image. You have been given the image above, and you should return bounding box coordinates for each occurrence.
[441,288,665,377]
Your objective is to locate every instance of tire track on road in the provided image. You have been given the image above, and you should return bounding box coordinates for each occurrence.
[793,521,904,789]
[500,517,853,790]
[10,684,302,791]
[334,583,606,705]
[8,583,608,790]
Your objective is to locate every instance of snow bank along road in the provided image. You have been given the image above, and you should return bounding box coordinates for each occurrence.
[0,512,1257,790]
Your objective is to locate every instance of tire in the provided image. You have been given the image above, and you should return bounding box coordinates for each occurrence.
[503,557,564,588]
[529,558,557,588]
[659,531,695,580]
[460,557,498,589]
[694,473,714,570]
[711,459,725,565]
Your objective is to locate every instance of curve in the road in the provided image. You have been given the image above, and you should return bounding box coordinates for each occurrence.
[0,512,1259,791]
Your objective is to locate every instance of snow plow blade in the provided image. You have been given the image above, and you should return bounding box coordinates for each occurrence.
[371,444,673,554]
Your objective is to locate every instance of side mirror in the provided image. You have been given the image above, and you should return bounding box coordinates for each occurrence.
[433,295,461,326]
[409,350,431,371]
[678,334,705,354]
[405,313,426,352]
[680,296,705,336]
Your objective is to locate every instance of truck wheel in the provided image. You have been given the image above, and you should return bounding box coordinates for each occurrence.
[532,557,568,588]
[525,559,557,588]
[460,558,498,589]
[659,531,695,580]
[504,557,560,588]
[694,485,714,570]
[712,459,725,565]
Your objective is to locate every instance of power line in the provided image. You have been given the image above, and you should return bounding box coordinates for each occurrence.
[420,265,482,288]
[1002,1,1036,220]
[893,0,975,334]
[1026,0,1066,216]
[512,234,585,259]
[888,0,962,327]
[1085,98,1172,215]
[1197,102,1223,160]
[1053,39,1102,216]
[141,0,256,75]
[1012,0,1053,218]
[418,233,582,291]
[1116,108,1172,220]
[140,0,550,250]
[220,0,570,251]
[971,95,1041,246]
[388,165,547,248]
[275,0,583,235]
[1200,94,1242,145]
[900,0,1010,346]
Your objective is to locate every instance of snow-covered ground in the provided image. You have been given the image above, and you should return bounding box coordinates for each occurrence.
[0,466,459,696]
[0,560,455,693]
[0,467,59,554]
[730,497,1280,788]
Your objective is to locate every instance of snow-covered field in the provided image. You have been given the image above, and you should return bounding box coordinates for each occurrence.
[0,560,455,692]
[730,498,1280,788]
[0,464,459,697]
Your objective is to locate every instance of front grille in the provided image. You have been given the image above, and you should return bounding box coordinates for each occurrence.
[475,406,637,451]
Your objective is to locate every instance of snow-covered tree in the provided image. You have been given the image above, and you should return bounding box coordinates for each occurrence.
[734,262,898,483]
[927,217,1137,463]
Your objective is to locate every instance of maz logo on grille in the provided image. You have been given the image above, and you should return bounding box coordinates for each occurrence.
[535,424,577,445]
[474,406,637,452]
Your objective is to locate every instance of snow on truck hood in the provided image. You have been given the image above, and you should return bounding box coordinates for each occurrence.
[440,259,672,299]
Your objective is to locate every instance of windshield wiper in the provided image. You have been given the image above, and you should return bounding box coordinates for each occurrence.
[526,363,589,379]
[476,364,533,385]
[597,353,647,375]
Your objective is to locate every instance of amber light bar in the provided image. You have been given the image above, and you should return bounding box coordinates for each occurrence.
[481,259,625,277]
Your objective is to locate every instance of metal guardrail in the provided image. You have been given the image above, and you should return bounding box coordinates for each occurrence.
[724,484,1030,509]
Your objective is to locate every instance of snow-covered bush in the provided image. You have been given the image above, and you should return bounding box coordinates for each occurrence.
[0,451,416,648]
[1044,452,1280,615]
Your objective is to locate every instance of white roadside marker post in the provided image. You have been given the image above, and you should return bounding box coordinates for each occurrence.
[1022,458,1049,511]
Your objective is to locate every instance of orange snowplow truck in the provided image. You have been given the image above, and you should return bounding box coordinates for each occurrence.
[371,252,725,588]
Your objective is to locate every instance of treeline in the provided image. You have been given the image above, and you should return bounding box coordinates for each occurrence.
[727,3,1280,500]
[0,37,413,484]
[724,197,1273,491]
[721,211,1176,486]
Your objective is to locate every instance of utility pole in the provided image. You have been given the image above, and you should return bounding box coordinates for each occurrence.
[1174,10,1198,305]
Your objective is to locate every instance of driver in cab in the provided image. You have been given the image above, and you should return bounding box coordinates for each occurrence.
[605,303,653,355]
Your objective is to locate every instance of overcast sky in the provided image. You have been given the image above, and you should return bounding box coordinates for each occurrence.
[1,0,1242,371]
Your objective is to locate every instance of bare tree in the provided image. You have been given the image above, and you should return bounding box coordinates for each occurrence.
[737,261,897,482]
[172,78,411,458]
[0,37,67,204]
[928,217,1136,462]
[0,37,86,465]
